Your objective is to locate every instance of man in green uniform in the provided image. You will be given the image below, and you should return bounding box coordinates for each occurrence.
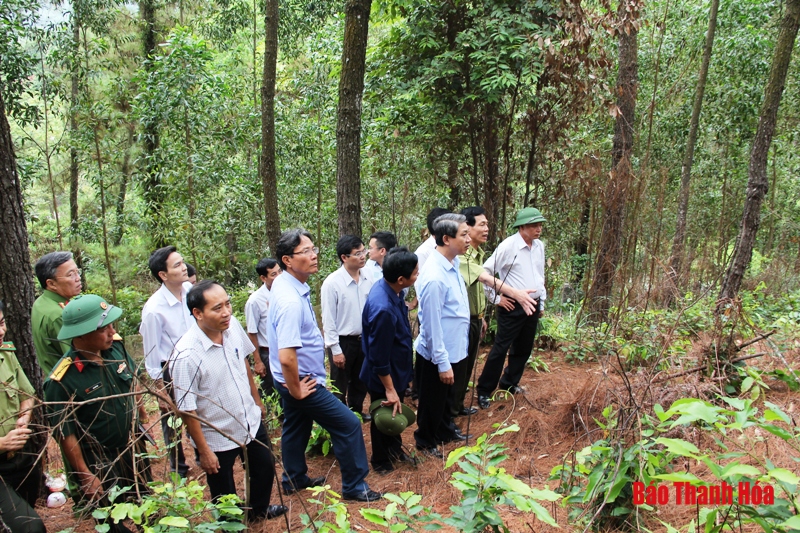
[31,251,83,375]
[0,301,45,533]
[44,295,153,533]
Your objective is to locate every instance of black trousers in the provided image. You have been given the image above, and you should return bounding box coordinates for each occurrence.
[367,389,406,470]
[0,459,44,533]
[414,356,463,450]
[202,422,275,521]
[257,347,275,397]
[328,336,368,414]
[477,302,539,397]
[451,315,483,416]
[161,361,188,477]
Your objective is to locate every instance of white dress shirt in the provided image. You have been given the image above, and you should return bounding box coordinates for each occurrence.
[483,232,547,309]
[169,318,261,452]
[414,236,437,271]
[320,266,373,356]
[245,283,271,348]
[140,281,194,379]
[365,259,383,283]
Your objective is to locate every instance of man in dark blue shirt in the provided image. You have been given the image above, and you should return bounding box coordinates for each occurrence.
[360,247,419,473]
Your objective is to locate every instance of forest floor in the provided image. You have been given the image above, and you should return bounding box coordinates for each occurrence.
[37,339,800,533]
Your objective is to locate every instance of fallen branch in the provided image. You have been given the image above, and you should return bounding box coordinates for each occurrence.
[735,330,776,352]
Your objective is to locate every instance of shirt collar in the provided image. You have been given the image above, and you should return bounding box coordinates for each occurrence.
[431,248,458,271]
[158,283,183,307]
[43,289,70,304]
[464,245,485,262]
[284,271,311,298]
[514,231,535,250]
[197,323,232,351]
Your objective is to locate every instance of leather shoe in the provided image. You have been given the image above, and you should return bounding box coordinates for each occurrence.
[459,407,478,416]
[283,475,326,495]
[416,446,443,458]
[343,488,383,502]
[505,385,524,394]
[358,412,372,422]
[450,430,472,442]
[266,504,289,519]
[478,396,491,409]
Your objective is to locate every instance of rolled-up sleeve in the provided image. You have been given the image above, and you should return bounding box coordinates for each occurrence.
[320,278,342,355]
[363,307,396,378]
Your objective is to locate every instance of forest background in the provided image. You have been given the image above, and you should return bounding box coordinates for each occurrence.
[2,0,800,530]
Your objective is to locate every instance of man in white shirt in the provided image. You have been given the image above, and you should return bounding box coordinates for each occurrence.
[139,245,193,477]
[245,258,282,397]
[414,207,451,271]
[477,208,547,409]
[365,231,397,282]
[170,280,286,522]
[321,235,373,419]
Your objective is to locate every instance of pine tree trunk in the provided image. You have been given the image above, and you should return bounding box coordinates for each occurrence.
[666,0,719,306]
[586,0,640,324]
[336,0,372,238]
[260,0,281,254]
[0,87,44,408]
[718,0,800,303]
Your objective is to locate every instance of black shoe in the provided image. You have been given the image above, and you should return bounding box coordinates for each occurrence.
[459,407,478,416]
[283,475,326,495]
[505,385,524,394]
[392,452,415,465]
[416,446,443,458]
[266,505,289,519]
[449,430,472,442]
[478,396,491,409]
[357,412,372,422]
[373,463,395,475]
[343,488,383,502]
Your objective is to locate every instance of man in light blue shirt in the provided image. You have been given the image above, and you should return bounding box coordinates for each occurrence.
[267,229,380,502]
[414,213,472,456]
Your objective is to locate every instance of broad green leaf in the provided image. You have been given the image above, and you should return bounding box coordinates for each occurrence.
[655,437,700,457]
[720,463,761,479]
[654,472,703,483]
[767,468,800,486]
[158,516,190,528]
[360,508,388,526]
[778,515,800,530]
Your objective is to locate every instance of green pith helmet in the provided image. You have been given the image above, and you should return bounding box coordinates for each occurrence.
[57,294,123,340]
[369,399,417,437]
[511,207,546,228]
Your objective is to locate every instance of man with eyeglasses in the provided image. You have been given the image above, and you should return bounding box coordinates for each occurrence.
[321,235,373,420]
[32,251,83,375]
[267,229,381,502]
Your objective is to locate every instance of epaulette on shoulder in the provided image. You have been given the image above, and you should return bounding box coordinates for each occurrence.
[0,341,15,351]
[49,357,73,382]
[112,333,123,341]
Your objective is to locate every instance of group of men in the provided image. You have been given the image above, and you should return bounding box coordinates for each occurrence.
[1,204,547,532]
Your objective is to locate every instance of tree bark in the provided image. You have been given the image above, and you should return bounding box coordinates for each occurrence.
[483,103,500,245]
[336,0,372,238]
[586,0,639,324]
[139,0,165,248]
[718,0,800,303]
[260,0,281,254]
[666,0,719,306]
[0,86,44,411]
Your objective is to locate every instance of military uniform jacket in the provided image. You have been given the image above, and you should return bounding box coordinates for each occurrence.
[44,340,139,451]
[31,290,70,375]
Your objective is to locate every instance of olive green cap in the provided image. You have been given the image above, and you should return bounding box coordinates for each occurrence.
[369,399,417,436]
[511,207,546,228]
[57,294,123,340]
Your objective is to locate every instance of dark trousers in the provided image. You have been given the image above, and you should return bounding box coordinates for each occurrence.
[414,356,463,449]
[275,380,370,496]
[161,361,188,477]
[257,347,275,397]
[202,422,275,521]
[451,315,483,416]
[368,389,406,470]
[477,302,539,397]
[328,336,368,414]
[0,461,44,533]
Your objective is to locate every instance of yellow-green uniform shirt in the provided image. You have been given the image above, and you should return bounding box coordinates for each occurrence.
[460,246,487,317]
[44,340,138,451]
[0,342,35,439]
[31,290,70,375]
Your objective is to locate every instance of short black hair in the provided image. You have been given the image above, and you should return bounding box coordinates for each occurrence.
[382,247,418,283]
[186,263,196,277]
[369,231,397,252]
[433,213,467,246]
[460,206,486,227]
[187,279,224,314]
[275,229,314,270]
[148,246,178,283]
[256,258,279,276]
[336,235,364,263]
[426,207,452,235]
[34,251,73,289]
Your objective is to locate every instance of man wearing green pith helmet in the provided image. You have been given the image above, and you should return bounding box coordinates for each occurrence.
[44,295,154,533]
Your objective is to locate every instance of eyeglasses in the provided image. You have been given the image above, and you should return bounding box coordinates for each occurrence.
[290,246,319,257]
[347,250,367,258]
[57,269,82,280]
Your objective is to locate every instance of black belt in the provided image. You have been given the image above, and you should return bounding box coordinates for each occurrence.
[340,335,362,340]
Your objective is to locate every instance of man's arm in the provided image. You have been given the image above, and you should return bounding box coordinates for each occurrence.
[180,412,220,474]
[245,297,267,376]
[61,434,104,500]
[364,308,401,414]
[320,279,345,369]
[418,280,453,383]
[278,347,317,400]
[244,359,266,418]
[476,271,537,315]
